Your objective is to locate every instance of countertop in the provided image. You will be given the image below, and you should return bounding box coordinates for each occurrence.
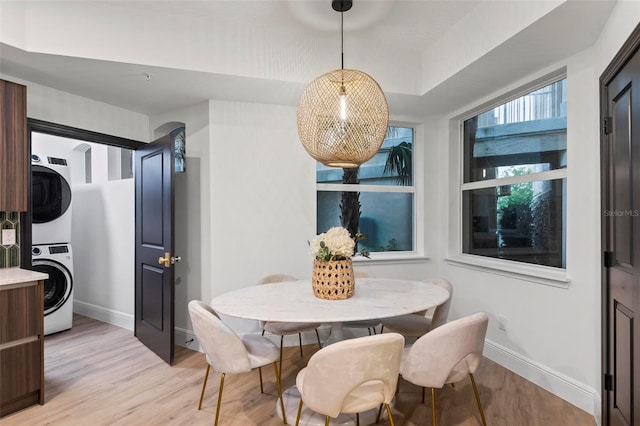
[0,267,49,287]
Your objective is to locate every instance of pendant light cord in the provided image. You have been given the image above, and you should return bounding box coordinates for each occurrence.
[341,9,344,70]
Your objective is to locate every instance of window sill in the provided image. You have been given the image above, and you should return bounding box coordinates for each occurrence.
[444,254,571,288]
[353,252,429,265]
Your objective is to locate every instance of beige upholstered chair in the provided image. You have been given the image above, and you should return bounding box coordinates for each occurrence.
[257,274,322,378]
[188,300,286,426]
[343,271,381,335]
[381,278,453,338]
[400,312,489,426]
[295,333,405,426]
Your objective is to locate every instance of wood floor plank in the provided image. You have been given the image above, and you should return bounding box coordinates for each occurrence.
[1,315,595,425]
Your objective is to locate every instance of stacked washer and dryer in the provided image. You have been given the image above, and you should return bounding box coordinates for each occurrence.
[31,152,74,335]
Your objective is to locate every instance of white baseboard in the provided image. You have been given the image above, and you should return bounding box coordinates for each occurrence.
[484,339,600,421]
[175,326,198,351]
[74,300,134,331]
[74,301,201,352]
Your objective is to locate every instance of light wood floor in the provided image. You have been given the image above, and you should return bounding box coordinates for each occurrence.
[3,314,595,425]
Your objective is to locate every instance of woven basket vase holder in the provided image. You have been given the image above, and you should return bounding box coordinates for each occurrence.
[311,258,355,300]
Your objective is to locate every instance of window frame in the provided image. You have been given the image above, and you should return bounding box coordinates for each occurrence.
[316,122,426,263]
[447,70,571,287]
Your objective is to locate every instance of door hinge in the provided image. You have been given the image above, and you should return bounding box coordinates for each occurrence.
[604,251,614,267]
[603,116,613,135]
[604,373,613,391]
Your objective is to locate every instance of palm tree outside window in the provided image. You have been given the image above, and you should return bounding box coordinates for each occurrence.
[316,126,415,255]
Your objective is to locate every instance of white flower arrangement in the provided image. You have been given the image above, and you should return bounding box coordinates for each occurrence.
[309,226,369,261]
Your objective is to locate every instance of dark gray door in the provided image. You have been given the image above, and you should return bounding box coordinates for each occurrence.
[601,25,640,426]
[134,133,175,365]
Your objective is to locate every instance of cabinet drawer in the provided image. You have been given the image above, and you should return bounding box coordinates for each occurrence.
[0,340,41,403]
[0,284,41,344]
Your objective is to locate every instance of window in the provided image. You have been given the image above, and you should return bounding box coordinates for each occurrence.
[317,126,415,255]
[462,78,567,268]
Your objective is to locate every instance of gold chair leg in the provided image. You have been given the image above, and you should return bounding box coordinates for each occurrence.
[198,364,210,410]
[315,328,322,349]
[273,362,287,424]
[325,415,330,426]
[214,373,225,426]
[295,399,304,426]
[469,373,487,426]
[298,333,304,357]
[259,366,264,393]
[279,335,284,382]
[431,388,436,426]
[386,403,395,426]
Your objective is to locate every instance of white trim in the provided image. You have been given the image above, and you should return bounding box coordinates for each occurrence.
[445,254,570,287]
[461,168,567,191]
[353,252,429,264]
[73,300,134,331]
[484,339,599,419]
[74,301,203,352]
[175,326,198,350]
[317,183,415,193]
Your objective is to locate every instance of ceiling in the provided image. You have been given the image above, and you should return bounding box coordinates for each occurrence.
[0,0,617,117]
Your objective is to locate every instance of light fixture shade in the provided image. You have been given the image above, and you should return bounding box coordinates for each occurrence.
[297,68,389,168]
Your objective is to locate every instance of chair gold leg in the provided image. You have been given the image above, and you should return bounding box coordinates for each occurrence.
[386,403,395,426]
[315,328,322,349]
[325,415,330,426]
[298,333,304,357]
[295,399,304,426]
[272,362,287,425]
[198,364,210,410]
[279,335,284,382]
[431,388,436,426]
[214,373,225,426]
[259,366,264,393]
[469,373,487,426]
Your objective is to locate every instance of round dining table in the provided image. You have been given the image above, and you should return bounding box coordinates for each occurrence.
[210,277,450,426]
[210,277,449,344]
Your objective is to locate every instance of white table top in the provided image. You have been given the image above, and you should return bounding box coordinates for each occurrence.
[0,267,49,287]
[210,278,450,323]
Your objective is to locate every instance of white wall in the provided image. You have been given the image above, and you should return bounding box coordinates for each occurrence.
[72,180,134,328]
[0,75,149,142]
[428,2,640,419]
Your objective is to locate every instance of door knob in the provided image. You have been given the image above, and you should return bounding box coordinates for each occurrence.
[158,252,171,267]
[158,253,182,267]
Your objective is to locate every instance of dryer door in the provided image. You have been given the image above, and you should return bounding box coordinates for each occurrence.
[32,259,73,315]
[32,164,72,224]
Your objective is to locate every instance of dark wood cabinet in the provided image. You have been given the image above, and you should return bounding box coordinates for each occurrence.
[0,278,45,417]
[0,79,28,211]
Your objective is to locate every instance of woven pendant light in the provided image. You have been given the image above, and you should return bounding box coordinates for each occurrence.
[297,0,389,168]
